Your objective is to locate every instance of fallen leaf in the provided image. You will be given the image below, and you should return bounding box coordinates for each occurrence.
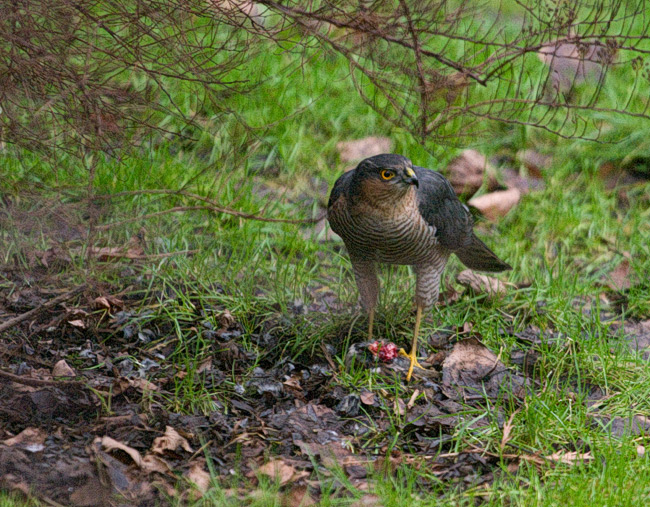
[93,295,124,311]
[545,450,593,466]
[468,188,521,220]
[516,149,551,177]
[295,440,356,468]
[538,41,616,94]
[141,453,173,475]
[456,270,508,298]
[129,378,160,392]
[112,377,160,395]
[500,409,520,451]
[283,375,303,391]
[217,0,263,25]
[86,245,145,261]
[351,495,383,507]
[442,337,528,401]
[218,309,236,330]
[97,436,144,467]
[360,390,376,405]
[186,459,212,494]
[52,359,75,377]
[196,358,213,374]
[337,137,392,163]
[281,485,316,507]
[446,149,498,197]
[257,459,309,486]
[152,426,193,454]
[2,427,47,452]
[32,246,72,268]
[605,259,631,291]
[68,319,86,329]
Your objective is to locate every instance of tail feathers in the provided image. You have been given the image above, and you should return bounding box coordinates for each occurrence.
[455,234,511,272]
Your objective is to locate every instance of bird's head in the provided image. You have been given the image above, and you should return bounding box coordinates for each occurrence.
[352,154,419,203]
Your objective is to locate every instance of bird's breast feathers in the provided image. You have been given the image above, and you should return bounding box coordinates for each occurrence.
[334,196,440,265]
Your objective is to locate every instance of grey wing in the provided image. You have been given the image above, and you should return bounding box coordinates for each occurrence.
[413,166,474,251]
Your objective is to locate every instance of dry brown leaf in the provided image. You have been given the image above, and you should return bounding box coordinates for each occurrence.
[257,459,309,486]
[516,149,551,177]
[152,426,193,454]
[446,149,498,197]
[52,359,75,377]
[196,358,213,374]
[141,453,173,475]
[468,188,521,220]
[186,459,212,495]
[3,427,47,451]
[606,259,631,291]
[351,495,383,507]
[281,485,316,507]
[283,375,302,391]
[218,309,236,329]
[442,337,529,401]
[85,245,145,261]
[456,270,508,298]
[68,319,86,329]
[500,409,520,452]
[360,390,376,405]
[97,436,144,467]
[129,378,160,392]
[337,137,392,163]
[538,41,615,93]
[217,0,263,24]
[545,450,593,466]
[93,295,124,311]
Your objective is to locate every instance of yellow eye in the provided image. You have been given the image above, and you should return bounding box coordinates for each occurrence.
[381,170,395,180]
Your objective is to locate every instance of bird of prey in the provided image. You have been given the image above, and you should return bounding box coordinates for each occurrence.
[327,154,511,381]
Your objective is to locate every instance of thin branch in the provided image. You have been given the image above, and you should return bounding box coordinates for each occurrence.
[0,284,87,334]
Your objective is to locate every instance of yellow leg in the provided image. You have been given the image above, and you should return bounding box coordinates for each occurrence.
[367,308,375,341]
[399,304,425,381]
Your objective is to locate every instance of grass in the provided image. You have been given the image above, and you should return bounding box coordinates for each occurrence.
[2,3,650,506]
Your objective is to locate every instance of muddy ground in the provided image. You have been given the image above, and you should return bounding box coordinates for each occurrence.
[1,259,648,506]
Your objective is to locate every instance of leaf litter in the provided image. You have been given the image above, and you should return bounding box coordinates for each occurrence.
[0,264,644,505]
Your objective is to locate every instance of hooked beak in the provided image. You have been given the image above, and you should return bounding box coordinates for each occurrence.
[404,167,419,187]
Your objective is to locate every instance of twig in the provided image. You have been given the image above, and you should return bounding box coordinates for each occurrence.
[91,189,323,229]
[0,368,85,388]
[0,284,86,334]
[129,249,200,260]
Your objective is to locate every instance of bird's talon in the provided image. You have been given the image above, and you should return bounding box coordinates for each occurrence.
[399,348,425,382]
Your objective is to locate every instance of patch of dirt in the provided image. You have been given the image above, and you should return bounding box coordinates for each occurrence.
[0,267,637,505]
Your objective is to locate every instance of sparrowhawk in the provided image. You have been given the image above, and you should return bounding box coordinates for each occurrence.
[327,153,511,381]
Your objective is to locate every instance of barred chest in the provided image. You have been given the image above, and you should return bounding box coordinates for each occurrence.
[341,195,440,265]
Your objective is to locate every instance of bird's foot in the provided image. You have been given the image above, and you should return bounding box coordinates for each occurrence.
[398,348,425,382]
